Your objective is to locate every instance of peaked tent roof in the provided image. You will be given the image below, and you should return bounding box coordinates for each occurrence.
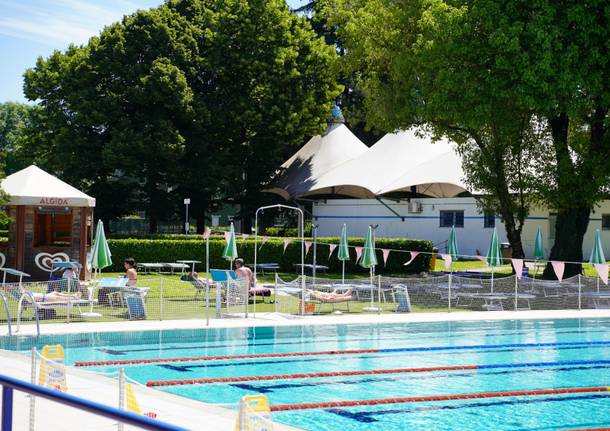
[1,165,96,207]
[268,123,369,199]
[299,128,470,198]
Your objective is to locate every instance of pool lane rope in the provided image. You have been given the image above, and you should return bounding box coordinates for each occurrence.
[73,340,610,367]
[144,359,610,387]
[268,386,610,411]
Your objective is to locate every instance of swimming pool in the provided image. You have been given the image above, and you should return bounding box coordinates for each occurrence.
[3,318,610,430]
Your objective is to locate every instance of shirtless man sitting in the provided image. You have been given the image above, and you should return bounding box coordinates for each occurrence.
[234,258,254,288]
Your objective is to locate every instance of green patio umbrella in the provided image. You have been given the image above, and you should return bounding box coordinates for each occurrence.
[486,228,502,292]
[90,220,112,275]
[534,227,544,260]
[338,224,350,284]
[589,229,606,264]
[590,229,606,292]
[222,222,238,268]
[360,226,379,311]
[447,226,459,262]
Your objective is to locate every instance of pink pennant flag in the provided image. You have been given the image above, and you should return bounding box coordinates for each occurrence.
[440,254,452,270]
[595,263,609,285]
[241,234,250,240]
[283,239,292,253]
[202,227,211,239]
[328,244,337,257]
[223,231,231,243]
[355,246,363,261]
[476,255,487,263]
[304,241,312,255]
[511,259,524,280]
[403,251,420,266]
[551,261,565,282]
[382,249,391,266]
[260,236,269,246]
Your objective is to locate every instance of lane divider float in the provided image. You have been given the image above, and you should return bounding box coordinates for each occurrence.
[269,386,610,411]
[74,340,610,367]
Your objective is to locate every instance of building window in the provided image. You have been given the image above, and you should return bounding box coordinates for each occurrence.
[603,214,610,231]
[440,210,464,228]
[484,213,495,228]
[34,209,72,247]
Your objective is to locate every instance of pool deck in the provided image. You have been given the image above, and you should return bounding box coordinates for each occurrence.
[7,309,610,337]
[4,309,610,430]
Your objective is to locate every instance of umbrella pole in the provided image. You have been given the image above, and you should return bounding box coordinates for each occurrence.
[491,268,494,293]
[342,261,345,285]
[370,267,374,310]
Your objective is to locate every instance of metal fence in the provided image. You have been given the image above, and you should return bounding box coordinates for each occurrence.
[1,273,609,334]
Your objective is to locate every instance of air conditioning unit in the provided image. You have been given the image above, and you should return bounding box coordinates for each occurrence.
[408,201,423,213]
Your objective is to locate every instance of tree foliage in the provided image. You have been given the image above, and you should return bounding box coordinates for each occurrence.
[23,0,341,231]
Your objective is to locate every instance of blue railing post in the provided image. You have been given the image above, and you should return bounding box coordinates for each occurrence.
[1,385,13,431]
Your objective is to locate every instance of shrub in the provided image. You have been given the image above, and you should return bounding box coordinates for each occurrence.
[107,237,433,274]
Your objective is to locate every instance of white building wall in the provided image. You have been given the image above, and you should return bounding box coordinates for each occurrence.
[312,198,610,259]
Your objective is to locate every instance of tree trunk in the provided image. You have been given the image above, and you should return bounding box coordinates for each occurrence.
[543,207,590,278]
[195,209,206,234]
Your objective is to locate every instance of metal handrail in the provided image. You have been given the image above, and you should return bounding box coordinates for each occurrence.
[0,292,11,336]
[16,291,40,337]
[0,373,189,431]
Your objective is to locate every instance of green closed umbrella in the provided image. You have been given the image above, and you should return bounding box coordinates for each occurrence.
[447,226,459,262]
[534,227,544,260]
[486,228,502,292]
[589,229,606,264]
[360,226,379,311]
[590,229,606,292]
[338,224,350,284]
[222,222,238,268]
[90,220,112,276]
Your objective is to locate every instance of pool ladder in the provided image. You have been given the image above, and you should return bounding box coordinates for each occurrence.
[0,291,40,337]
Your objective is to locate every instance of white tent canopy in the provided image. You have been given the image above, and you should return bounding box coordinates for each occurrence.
[298,128,470,198]
[268,123,369,199]
[1,165,96,207]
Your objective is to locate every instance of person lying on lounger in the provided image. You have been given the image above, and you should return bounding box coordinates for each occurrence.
[31,291,82,303]
[306,289,353,303]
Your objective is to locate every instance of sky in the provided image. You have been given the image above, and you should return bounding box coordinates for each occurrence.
[0,0,306,103]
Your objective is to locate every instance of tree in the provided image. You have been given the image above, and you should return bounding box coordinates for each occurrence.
[23,0,341,232]
[0,102,39,174]
[324,0,551,258]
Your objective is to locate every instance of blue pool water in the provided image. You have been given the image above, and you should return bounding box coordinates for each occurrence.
[3,318,610,430]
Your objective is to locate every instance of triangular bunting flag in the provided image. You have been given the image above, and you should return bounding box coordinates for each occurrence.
[382,249,391,266]
[403,251,420,266]
[595,263,609,285]
[283,239,292,253]
[259,236,270,249]
[328,244,338,258]
[241,234,250,240]
[476,255,487,263]
[355,246,363,261]
[551,261,565,282]
[202,227,211,239]
[304,241,312,256]
[511,259,524,280]
[440,254,452,270]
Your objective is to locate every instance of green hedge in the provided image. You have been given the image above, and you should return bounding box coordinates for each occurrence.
[107,237,433,274]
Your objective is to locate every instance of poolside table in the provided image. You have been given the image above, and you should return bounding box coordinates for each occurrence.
[293,264,329,275]
[177,260,201,273]
[248,263,280,275]
[165,263,189,274]
[137,263,165,274]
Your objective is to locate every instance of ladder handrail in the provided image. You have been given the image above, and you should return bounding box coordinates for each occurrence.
[0,291,11,336]
[16,291,40,337]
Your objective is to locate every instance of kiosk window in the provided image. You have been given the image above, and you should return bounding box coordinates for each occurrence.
[440,210,464,228]
[34,209,72,246]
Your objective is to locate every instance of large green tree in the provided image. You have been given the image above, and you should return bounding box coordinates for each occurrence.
[0,102,39,174]
[23,0,340,232]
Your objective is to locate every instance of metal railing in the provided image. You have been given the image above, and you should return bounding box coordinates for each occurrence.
[0,373,188,431]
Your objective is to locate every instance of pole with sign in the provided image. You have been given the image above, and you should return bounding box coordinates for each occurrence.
[184,198,190,234]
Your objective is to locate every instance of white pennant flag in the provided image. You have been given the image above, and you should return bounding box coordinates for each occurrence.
[328,244,338,258]
[440,254,452,270]
[551,261,565,282]
[382,249,391,266]
[283,239,292,253]
[355,246,363,261]
[511,259,524,280]
[595,263,609,285]
[304,241,312,255]
[403,251,420,266]
[202,227,211,239]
